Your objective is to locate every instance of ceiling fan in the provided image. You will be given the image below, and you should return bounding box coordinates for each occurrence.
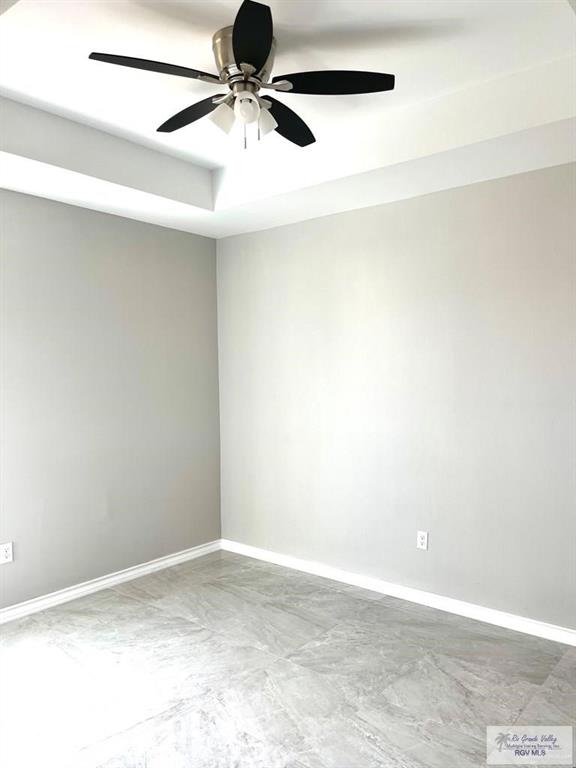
[89,0,395,148]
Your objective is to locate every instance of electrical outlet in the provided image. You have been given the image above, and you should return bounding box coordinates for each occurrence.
[0,542,14,564]
[416,531,428,551]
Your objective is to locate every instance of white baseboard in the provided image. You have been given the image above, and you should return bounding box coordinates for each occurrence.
[221,539,576,647]
[0,539,221,625]
[4,537,574,647]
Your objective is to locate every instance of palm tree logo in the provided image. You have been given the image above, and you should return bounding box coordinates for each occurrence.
[495,733,511,752]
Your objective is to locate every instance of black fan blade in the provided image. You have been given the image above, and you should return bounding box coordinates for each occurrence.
[157,95,223,133]
[232,0,273,74]
[266,97,315,147]
[273,70,395,95]
[89,53,221,84]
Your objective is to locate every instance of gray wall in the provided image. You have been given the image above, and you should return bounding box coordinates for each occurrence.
[218,163,576,629]
[0,191,220,607]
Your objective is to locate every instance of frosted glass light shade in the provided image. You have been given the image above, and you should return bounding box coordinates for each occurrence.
[259,107,278,137]
[208,103,236,134]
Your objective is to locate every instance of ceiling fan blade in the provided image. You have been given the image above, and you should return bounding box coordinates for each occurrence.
[157,95,224,133]
[266,97,315,147]
[232,0,273,74]
[272,70,395,95]
[89,53,221,84]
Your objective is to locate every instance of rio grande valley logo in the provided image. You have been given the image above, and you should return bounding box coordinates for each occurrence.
[487,726,573,765]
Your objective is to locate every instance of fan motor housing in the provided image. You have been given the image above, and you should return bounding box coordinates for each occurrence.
[212,25,276,84]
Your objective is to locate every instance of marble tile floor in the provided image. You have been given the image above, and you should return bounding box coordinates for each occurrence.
[0,550,574,768]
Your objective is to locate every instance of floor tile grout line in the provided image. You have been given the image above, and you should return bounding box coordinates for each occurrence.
[120,563,381,668]
[110,572,296,669]
[511,644,574,726]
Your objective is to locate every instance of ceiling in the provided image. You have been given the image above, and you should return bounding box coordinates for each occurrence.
[0,0,575,236]
[1,0,574,169]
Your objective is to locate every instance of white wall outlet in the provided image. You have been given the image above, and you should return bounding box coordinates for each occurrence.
[0,542,14,564]
[416,531,428,551]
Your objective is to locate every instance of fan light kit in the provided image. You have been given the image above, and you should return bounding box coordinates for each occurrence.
[89,0,396,148]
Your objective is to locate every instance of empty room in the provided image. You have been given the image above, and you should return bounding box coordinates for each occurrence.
[0,1,575,766]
